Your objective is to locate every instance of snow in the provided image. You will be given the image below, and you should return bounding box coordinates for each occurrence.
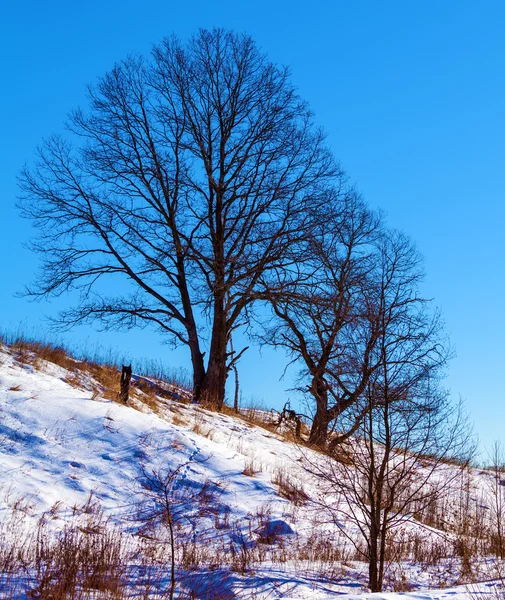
[333,580,503,599]
[0,344,502,598]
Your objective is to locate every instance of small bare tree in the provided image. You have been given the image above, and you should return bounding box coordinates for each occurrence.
[309,385,472,592]
[135,461,219,599]
[305,231,474,592]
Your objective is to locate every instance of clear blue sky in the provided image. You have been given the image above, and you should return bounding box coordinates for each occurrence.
[1,1,504,456]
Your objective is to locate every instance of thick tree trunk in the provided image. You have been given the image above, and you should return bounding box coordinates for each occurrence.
[199,355,227,410]
[308,378,330,446]
[199,295,228,410]
[179,262,206,402]
[368,550,379,592]
[368,525,380,592]
[309,408,330,446]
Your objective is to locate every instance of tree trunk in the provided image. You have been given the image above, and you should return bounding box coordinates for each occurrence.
[180,270,206,402]
[199,354,227,410]
[199,296,228,410]
[378,522,387,592]
[233,365,240,413]
[233,365,239,412]
[308,378,330,446]
[230,336,240,413]
[368,529,380,592]
[189,338,206,402]
[168,517,175,600]
[368,552,379,592]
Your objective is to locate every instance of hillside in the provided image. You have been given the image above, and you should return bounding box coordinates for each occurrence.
[0,341,502,599]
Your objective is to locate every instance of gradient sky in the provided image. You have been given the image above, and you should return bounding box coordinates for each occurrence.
[1,1,504,456]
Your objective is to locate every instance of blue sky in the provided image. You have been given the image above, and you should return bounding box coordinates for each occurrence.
[1,1,504,455]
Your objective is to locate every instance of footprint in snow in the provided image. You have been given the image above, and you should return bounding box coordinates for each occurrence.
[69,461,84,469]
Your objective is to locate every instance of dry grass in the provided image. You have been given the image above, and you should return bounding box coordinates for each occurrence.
[1,331,192,418]
[242,459,262,477]
[135,385,161,415]
[0,504,132,599]
[3,334,121,401]
[221,403,312,447]
[172,412,189,428]
[84,362,121,401]
[10,339,76,372]
[0,491,227,599]
[271,469,310,506]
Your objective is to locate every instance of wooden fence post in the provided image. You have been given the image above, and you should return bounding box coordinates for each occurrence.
[119,364,132,404]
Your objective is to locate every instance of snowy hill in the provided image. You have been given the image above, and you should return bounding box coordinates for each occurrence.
[0,342,502,598]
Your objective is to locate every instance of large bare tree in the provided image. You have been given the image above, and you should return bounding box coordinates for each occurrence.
[19,29,339,408]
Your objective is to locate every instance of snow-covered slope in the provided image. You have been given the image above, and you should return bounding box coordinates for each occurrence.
[0,345,502,598]
[0,348,285,523]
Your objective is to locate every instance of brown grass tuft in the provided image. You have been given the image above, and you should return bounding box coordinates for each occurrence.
[242,459,262,477]
[272,469,310,506]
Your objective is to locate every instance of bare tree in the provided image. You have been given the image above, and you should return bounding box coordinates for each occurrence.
[305,232,473,592]
[311,391,472,592]
[135,461,219,599]
[326,228,450,448]
[19,28,339,408]
[259,194,382,446]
